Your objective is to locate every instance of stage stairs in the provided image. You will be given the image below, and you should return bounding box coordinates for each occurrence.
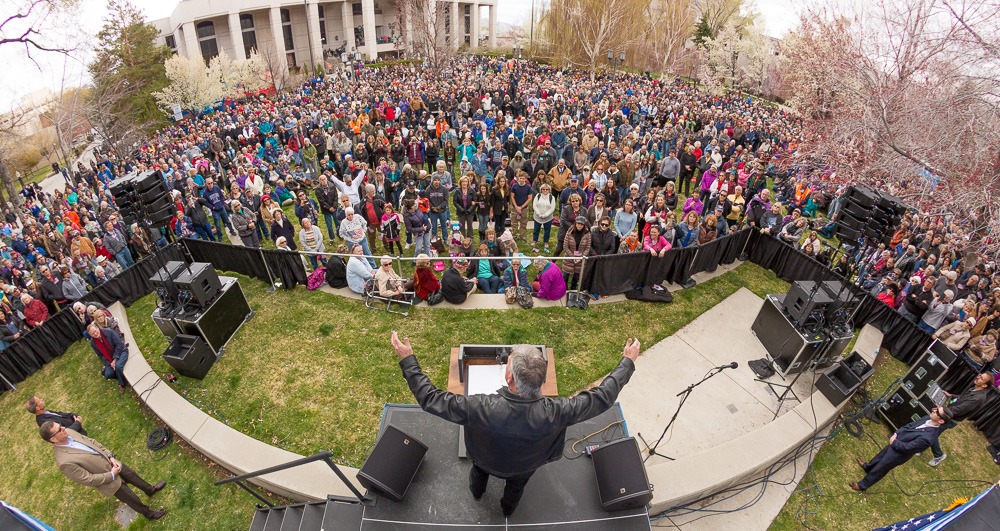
[247,497,363,531]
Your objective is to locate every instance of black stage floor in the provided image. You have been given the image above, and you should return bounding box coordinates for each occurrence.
[328,403,652,530]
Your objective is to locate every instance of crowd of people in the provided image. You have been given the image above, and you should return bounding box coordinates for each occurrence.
[0,54,995,352]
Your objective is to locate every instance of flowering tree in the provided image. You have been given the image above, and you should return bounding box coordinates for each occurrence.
[780,0,1000,255]
[153,55,222,117]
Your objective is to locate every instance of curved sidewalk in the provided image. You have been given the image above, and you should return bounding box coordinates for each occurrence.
[110,302,363,503]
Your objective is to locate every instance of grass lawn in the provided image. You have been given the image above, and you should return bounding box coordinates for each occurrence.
[0,262,785,530]
[769,352,1000,531]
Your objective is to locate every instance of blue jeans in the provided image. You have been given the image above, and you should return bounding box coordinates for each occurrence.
[429,210,450,241]
[532,220,552,245]
[412,231,430,256]
[102,351,129,387]
[116,248,134,269]
[212,209,235,235]
[193,224,215,241]
[307,255,328,270]
[918,321,936,334]
[477,214,490,236]
[477,276,501,294]
[323,212,337,241]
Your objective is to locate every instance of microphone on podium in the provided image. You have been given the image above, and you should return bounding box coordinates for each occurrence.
[717,362,738,370]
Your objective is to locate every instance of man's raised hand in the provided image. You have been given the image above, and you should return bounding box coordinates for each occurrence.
[623,338,641,361]
[391,331,414,360]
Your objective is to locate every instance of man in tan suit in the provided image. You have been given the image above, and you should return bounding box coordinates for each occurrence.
[40,421,167,520]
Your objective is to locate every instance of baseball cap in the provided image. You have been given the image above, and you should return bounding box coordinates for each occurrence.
[407,180,416,187]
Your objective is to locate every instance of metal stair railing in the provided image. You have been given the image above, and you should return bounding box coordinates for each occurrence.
[214,451,373,507]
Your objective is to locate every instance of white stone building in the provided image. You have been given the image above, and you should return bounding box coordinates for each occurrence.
[150,0,498,70]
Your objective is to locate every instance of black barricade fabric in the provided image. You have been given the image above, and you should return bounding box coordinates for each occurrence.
[580,252,649,295]
[689,236,726,276]
[181,238,306,289]
[721,229,752,265]
[262,248,309,289]
[645,246,697,287]
[0,310,84,390]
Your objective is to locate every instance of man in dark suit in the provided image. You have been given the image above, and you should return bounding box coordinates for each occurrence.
[86,323,129,394]
[392,331,640,517]
[26,396,86,436]
[850,410,947,491]
[40,421,166,520]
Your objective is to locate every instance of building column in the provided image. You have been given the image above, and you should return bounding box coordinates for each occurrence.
[182,21,200,62]
[341,0,355,55]
[268,7,288,74]
[470,4,480,49]
[361,0,377,60]
[306,0,324,68]
[488,4,496,48]
[228,12,246,59]
[450,0,459,49]
[402,7,412,52]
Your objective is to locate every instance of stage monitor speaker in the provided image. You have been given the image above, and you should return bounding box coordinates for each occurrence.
[161,334,216,379]
[592,437,653,512]
[843,351,875,383]
[815,360,862,405]
[846,185,878,208]
[357,425,428,502]
[150,261,187,291]
[783,281,834,324]
[175,262,222,307]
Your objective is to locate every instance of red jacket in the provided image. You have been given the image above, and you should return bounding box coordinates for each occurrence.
[24,299,48,327]
[414,267,440,299]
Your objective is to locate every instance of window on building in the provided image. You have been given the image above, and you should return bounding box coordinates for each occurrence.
[196,21,218,64]
[374,2,382,14]
[464,15,470,34]
[318,5,325,18]
[320,20,327,44]
[280,9,294,51]
[164,34,176,52]
[240,14,257,58]
[352,3,362,16]
[286,52,297,68]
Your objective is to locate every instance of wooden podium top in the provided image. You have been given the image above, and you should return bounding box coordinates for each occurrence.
[447,347,558,397]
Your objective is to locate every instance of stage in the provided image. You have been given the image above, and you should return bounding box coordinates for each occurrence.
[319,404,651,530]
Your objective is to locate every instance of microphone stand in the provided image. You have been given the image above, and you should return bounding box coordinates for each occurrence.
[638,364,735,463]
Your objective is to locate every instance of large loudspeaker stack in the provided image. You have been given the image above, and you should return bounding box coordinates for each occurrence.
[109,169,174,229]
[833,185,906,247]
[751,280,860,378]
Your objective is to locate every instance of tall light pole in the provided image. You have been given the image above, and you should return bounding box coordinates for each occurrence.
[607,49,626,76]
[529,0,535,55]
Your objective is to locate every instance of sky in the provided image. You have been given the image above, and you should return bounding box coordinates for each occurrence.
[0,0,805,110]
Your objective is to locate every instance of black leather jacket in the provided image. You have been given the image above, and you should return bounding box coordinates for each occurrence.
[399,355,635,477]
